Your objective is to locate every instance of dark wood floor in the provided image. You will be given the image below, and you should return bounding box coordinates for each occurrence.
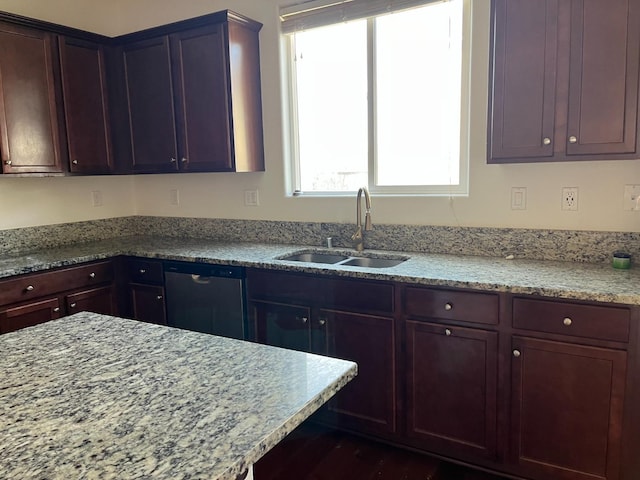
[254,422,507,480]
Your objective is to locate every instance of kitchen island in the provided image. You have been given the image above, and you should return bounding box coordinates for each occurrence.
[0,312,357,479]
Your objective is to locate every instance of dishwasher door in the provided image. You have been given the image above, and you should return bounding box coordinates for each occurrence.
[164,262,246,339]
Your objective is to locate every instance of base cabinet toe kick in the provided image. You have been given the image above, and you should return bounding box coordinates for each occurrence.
[246,269,640,480]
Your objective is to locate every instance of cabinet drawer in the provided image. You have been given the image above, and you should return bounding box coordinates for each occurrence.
[513,297,630,343]
[404,287,499,325]
[0,261,113,306]
[127,258,164,284]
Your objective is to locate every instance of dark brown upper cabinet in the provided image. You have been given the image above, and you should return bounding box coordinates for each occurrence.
[488,0,640,163]
[0,22,64,174]
[117,11,265,174]
[121,36,178,173]
[59,36,113,174]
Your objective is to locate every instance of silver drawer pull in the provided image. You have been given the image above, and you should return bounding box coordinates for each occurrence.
[444,303,453,311]
[25,285,35,292]
[563,317,572,326]
[569,135,578,144]
[319,318,327,326]
[4,160,11,165]
[53,307,60,313]
[139,269,146,274]
[156,295,163,300]
[89,272,96,278]
[70,303,77,308]
[543,137,551,145]
[513,350,521,358]
[445,328,452,336]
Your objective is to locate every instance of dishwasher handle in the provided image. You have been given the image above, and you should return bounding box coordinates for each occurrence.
[191,274,212,284]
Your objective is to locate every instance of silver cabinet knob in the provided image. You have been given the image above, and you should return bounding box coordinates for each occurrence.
[170,157,177,163]
[181,157,188,163]
[4,160,11,165]
[89,272,96,279]
[444,303,453,311]
[569,136,578,144]
[513,350,521,357]
[156,295,163,300]
[139,269,146,274]
[445,328,452,336]
[319,318,327,326]
[26,285,35,292]
[298,316,308,324]
[563,317,572,326]
[53,307,60,313]
[543,137,551,145]
[70,303,77,308]
[72,159,79,165]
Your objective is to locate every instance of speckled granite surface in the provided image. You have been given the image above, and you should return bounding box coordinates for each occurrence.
[0,236,639,305]
[0,312,357,480]
[3,215,640,263]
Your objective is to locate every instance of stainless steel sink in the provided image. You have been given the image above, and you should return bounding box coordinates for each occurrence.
[340,257,406,268]
[277,250,408,268]
[279,252,349,264]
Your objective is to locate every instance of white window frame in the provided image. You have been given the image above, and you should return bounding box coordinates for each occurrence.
[282,0,472,197]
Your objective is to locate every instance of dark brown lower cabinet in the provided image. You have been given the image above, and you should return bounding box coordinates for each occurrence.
[405,320,498,460]
[129,283,167,325]
[0,297,62,334]
[252,301,316,353]
[66,285,116,316]
[324,309,396,436]
[510,336,627,480]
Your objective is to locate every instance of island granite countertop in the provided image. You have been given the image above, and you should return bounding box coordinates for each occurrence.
[1,235,640,305]
[0,312,357,479]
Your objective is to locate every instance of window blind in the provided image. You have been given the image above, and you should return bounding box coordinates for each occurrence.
[280,0,448,33]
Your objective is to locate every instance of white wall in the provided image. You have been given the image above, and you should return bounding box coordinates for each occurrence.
[1,0,640,232]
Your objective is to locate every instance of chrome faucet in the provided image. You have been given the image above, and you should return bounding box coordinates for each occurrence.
[351,187,372,252]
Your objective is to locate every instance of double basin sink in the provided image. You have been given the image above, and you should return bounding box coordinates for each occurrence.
[277,249,409,269]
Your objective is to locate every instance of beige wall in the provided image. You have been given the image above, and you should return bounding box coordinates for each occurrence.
[1,0,639,232]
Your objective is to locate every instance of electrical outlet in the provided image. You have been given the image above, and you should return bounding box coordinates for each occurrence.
[623,185,640,211]
[91,190,103,207]
[169,189,179,206]
[244,190,259,206]
[562,187,578,211]
[511,187,526,210]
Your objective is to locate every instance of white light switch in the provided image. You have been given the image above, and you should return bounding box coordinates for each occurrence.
[511,187,526,210]
[244,190,259,206]
[623,185,640,211]
[91,190,103,207]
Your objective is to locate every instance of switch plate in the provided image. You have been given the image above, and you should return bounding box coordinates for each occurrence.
[91,190,103,207]
[169,189,179,206]
[623,185,640,210]
[511,187,526,210]
[244,190,259,206]
[561,187,578,211]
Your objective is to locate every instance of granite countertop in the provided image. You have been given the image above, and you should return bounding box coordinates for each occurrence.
[0,312,357,479]
[1,235,640,305]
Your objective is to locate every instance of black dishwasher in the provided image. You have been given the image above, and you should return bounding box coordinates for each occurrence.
[164,261,246,340]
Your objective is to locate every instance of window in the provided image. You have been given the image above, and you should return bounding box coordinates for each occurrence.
[281,0,470,196]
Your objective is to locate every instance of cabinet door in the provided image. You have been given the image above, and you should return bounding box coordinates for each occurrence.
[0,23,63,173]
[122,36,178,173]
[130,283,167,325]
[252,301,312,352]
[405,321,498,460]
[566,0,640,156]
[59,36,113,173]
[325,310,396,435]
[66,285,116,316]
[488,0,558,161]
[0,297,62,334]
[170,24,232,172]
[511,336,626,480]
